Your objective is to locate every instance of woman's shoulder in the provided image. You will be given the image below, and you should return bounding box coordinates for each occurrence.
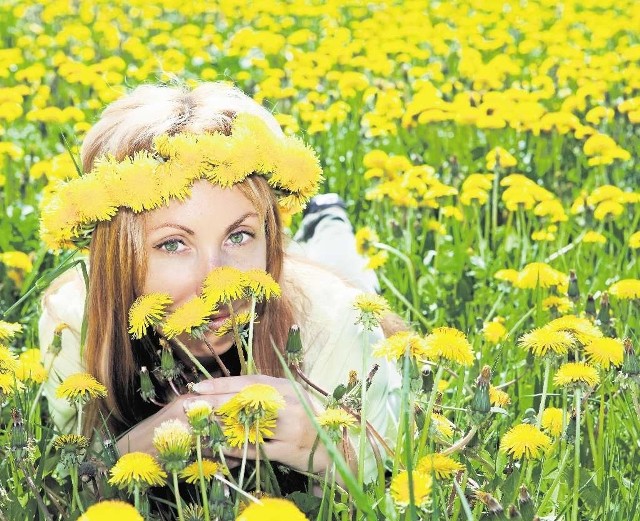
[40,265,87,330]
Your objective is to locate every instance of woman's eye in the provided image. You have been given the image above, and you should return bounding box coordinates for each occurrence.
[228,231,250,245]
[157,239,184,253]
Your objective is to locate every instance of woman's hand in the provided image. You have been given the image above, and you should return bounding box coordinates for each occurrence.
[191,375,339,473]
[116,375,352,476]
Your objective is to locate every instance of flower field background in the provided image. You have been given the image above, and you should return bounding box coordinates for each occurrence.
[1,0,640,520]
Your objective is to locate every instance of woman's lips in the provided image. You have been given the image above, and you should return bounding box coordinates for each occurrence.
[209,313,231,329]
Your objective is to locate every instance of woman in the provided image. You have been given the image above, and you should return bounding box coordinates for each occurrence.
[39,82,400,481]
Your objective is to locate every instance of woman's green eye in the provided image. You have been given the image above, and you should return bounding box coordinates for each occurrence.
[163,240,180,252]
[229,232,244,245]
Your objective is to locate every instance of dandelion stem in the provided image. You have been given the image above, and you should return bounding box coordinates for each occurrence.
[373,241,420,311]
[170,337,215,379]
[196,435,210,521]
[379,272,429,329]
[238,424,249,491]
[246,297,257,375]
[172,470,185,521]
[134,484,140,512]
[571,388,582,521]
[17,460,53,521]
[228,303,248,375]
[538,441,571,515]
[415,364,445,459]
[255,418,261,493]
[537,359,551,427]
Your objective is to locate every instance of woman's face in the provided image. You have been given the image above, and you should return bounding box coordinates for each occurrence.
[142,180,267,358]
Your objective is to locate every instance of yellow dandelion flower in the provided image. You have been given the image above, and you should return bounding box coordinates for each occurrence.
[431,413,455,438]
[0,345,19,373]
[416,453,463,479]
[162,296,215,339]
[214,311,256,337]
[0,320,22,342]
[390,470,433,508]
[584,337,624,369]
[460,188,489,206]
[489,386,511,407]
[244,269,281,301]
[0,372,24,396]
[185,399,214,431]
[366,249,389,270]
[354,293,390,328]
[0,251,32,272]
[179,459,220,484]
[233,383,286,414]
[608,279,640,300]
[518,326,575,357]
[128,293,173,339]
[494,269,519,284]
[355,227,379,255]
[152,420,193,469]
[554,362,600,388]
[53,433,89,451]
[594,200,624,221]
[500,423,551,459]
[220,414,277,447]
[109,452,167,489]
[372,331,429,361]
[202,266,248,305]
[56,373,107,403]
[515,262,567,289]
[582,230,607,244]
[237,497,308,521]
[15,349,47,383]
[542,296,573,313]
[486,146,517,169]
[317,408,357,430]
[546,315,603,345]
[541,408,564,437]
[424,327,475,366]
[78,500,143,521]
[482,317,507,344]
[629,231,640,249]
[354,293,390,317]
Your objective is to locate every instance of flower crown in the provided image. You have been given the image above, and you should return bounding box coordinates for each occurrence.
[40,113,323,249]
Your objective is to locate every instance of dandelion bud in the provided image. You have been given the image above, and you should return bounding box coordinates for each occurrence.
[622,338,640,376]
[11,408,27,460]
[332,383,347,401]
[139,366,156,403]
[518,485,535,520]
[285,325,303,360]
[508,505,521,518]
[564,413,577,444]
[390,219,403,239]
[185,399,213,435]
[471,365,492,416]
[53,434,89,467]
[597,292,611,327]
[567,270,580,301]
[585,293,596,318]
[159,340,181,380]
[475,490,504,515]
[347,370,359,390]
[153,419,193,473]
[102,438,119,466]
[208,419,226,450]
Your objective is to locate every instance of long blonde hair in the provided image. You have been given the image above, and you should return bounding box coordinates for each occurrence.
[82,83,295,436]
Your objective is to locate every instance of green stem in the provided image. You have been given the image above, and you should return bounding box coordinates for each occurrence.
[246,297,257,375]
[571,388,582,521]
[172,470,185,521]
[415,365,445,459]
[538,441,571,515]
[373,241,420,311]
[70,466,84,514]
[401,356,418,521]
[255,418,261,493]
[134,484,140,512]
[238,425,249,491]
[537,359,551,427]
[171,337,214,379]
[379,272,429,329]
[196,436,210,521]
[76,403,83,436]
[228,303,248,375]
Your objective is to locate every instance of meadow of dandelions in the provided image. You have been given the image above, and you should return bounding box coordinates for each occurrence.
[1,0,640,519]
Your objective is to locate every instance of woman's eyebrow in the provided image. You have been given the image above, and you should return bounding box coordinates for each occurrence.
[225,212,259,235]
[149,223,195,234]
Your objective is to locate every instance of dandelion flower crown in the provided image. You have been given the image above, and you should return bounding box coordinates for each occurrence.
[40,113,323,249]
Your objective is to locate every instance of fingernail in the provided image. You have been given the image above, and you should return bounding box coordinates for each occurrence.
[192,382,204,394]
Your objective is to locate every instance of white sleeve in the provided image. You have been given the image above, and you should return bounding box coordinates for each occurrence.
[294,266,401,481]
[39,268,87,433]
